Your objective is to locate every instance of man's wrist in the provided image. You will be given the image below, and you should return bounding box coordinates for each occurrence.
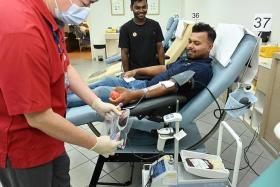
[142,88,148,98]
[131,69,137,77]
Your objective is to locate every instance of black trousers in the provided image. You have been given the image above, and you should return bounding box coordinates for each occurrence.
[0,152,70,187]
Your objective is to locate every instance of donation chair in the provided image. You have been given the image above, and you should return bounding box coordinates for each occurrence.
[66,24,258,186]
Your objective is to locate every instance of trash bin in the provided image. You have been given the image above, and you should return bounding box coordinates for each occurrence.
[93,44,106,62]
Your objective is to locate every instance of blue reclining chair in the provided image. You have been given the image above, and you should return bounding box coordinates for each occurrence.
[66,29,258,186]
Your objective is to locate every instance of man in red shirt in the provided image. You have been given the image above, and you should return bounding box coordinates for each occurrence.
[0,0,121,186]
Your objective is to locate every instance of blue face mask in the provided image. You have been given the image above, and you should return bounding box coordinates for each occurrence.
[54,0,90,25]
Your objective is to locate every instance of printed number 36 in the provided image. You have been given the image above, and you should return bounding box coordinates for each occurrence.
[192,13,199,19]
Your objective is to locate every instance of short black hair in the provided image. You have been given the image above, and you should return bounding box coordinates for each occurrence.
[192,22,216,43]
[131,0,147,6]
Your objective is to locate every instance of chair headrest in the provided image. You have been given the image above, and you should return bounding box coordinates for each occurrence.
[210,23,246,67]
[175,20,194,39]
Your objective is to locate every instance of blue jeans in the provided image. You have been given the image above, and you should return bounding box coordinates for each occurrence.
[67,77,147,108]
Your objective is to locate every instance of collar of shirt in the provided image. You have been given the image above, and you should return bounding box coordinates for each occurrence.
[180,57,212,64]
[32,0,59,32]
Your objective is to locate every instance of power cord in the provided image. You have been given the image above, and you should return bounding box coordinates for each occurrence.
[184,81,226,150]
[144,154,162,187]
[194,81,259,176]
[125,138,163,161]
[213,104,251,119]
[123,91,146,110]
[226,125,260,176]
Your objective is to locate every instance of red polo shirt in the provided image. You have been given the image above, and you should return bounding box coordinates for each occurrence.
[0,0,70,168]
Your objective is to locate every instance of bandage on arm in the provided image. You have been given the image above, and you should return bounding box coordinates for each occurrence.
[138,70,195,99]
[141,81,177,99]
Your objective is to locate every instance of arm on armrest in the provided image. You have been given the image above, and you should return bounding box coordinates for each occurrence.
[122,65,166,79]
[109,82,177,106]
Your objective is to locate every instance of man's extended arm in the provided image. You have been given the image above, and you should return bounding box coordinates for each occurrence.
[121,48,129,72]
[110,82,177,105]
[124,64,166,78]
[156,42,165,65]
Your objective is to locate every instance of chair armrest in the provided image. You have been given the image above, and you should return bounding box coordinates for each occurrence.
[127,94,187,120]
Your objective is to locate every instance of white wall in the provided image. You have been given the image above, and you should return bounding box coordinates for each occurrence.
[183,0,280,42]
[87,0,184,45]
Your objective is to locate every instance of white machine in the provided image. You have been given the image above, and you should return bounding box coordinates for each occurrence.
[143,155,177,186]
[142,121,243,187]
[157,113,183,152]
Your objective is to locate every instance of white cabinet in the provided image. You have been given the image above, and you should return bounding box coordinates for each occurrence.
[105,33,120,58]
[238,54,280,156]
[259,53,280,156]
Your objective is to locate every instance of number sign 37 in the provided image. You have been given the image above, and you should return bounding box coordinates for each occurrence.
[253,13,272,32]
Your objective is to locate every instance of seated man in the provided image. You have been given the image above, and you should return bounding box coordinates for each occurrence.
[67,22,216,107]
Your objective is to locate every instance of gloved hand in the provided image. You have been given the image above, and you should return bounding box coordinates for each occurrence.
[91,98,121,120]
[90,136,122,158]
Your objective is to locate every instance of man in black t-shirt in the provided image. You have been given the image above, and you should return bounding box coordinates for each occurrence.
[119,0,165,72]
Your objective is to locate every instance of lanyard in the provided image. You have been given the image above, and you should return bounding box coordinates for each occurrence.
[48,24,70,89]
[48,24,68,70]
[51,28,62,54]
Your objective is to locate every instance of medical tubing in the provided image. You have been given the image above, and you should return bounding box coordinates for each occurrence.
[213,103,251,119]
[126,138,163,160]
[122,90,147,110]
[244,129,260,176]
[185,80,225,150]
[227,125,260,175]
[193,81,259,175]
[144,155,161,187]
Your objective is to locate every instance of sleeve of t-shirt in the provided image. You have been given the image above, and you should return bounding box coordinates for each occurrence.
[166,59,181,69]
[118,25,129,48]
[155,22,164,42]
[0,31,52,115]
[178,65,212,94]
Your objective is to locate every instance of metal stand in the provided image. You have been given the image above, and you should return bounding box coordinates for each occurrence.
[89,155,134,186]
[87,123,136,187]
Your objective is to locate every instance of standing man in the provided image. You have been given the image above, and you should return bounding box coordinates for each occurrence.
[0,0,121,187]
[119,0,165,72]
